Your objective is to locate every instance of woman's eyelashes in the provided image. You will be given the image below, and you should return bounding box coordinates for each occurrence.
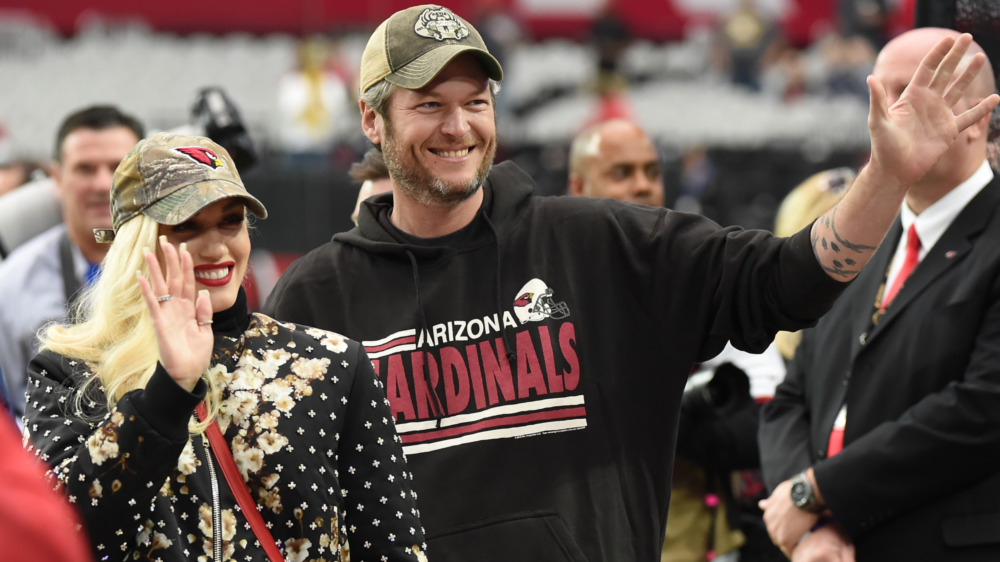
[170,213,245,235]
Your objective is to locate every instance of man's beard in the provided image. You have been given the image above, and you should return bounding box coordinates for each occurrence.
[381,117,496,207]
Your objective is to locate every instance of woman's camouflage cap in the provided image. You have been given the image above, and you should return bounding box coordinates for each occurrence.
[94,132,267,243]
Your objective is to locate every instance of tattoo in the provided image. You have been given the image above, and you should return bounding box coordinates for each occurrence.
[820,263,859,278]
[814,207,876,278]
[828,207,878,253]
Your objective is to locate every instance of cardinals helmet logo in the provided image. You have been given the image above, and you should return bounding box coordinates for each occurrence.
[175,146,223,169]
[513,278,570,323]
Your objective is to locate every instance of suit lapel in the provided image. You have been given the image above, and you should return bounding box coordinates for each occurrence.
[847,218,900,357]
[867,178,1000,340]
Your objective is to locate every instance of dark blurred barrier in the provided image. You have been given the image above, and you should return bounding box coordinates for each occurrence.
[241,159,357,254]
[243,143,867,257]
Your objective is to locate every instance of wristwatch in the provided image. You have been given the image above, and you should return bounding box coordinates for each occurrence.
[789,471,825,513]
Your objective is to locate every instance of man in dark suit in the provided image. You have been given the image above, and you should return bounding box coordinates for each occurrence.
[758,27,1000,561]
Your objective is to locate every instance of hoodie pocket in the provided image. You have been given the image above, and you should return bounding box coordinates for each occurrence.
[427,509,589,562]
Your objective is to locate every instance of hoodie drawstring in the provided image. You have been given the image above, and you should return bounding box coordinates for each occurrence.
[483,214,516,364]
[402,211,515,429]
[405,249,447,427]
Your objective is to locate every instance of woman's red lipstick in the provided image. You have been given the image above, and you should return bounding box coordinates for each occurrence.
[193,262,234,287]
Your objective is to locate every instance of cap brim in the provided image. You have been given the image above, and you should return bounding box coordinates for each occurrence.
[386,45,503,90]
[143,180,269,226]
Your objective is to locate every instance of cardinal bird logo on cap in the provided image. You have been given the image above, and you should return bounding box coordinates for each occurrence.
[175,146,222,169]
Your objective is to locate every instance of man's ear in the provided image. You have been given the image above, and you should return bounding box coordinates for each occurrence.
[360,100,383,146]
[568,172,584,196]
[966,104,993,143]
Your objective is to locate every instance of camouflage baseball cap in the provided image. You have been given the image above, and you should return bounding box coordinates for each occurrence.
[94,132,267,243]
[358,4,503,97]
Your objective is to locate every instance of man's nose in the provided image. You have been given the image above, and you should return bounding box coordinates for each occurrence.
[630,172,655,195]
[94,165,116,192]
[441,107,472,138]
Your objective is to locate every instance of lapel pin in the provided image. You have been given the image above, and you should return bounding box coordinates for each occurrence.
[945,250,957,259]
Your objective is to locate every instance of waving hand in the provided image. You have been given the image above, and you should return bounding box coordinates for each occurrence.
[809,33,999,281]
[868,33,998,189]
[136,236,214,392]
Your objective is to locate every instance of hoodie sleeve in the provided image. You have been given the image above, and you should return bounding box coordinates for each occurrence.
[639,207,847,358]
[719,222,846,352]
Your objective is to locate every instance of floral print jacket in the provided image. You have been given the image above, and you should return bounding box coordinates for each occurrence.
[23,308,427,562]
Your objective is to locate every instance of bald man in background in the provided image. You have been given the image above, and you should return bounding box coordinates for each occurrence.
[759,27,1000,561]
[568,118,665,207]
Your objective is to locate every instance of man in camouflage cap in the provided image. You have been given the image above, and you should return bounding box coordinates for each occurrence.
[357,4,502,95]
[94,132,267,244]
[264,6,998,561]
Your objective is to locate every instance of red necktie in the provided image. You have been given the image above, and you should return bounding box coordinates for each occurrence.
[829,226,921,457]
[880,224,921,311]
[827,406,847,457]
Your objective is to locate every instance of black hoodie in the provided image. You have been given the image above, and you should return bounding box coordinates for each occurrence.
[264,161,845,561]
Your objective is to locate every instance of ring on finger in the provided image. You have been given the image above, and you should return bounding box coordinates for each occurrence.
[157,294,172,302]
[198,320,213,326]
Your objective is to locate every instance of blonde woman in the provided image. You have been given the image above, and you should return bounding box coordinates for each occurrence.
[23,133,427,562]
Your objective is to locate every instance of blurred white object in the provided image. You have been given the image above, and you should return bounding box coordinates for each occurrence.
[0,178,61,260]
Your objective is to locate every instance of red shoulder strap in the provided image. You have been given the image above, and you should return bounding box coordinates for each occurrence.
[196,403,284,562]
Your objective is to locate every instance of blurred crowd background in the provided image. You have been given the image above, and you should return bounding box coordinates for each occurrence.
[0,0,971,253]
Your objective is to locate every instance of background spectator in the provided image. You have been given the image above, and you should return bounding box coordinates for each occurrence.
[759,27,1000,560]
[0,158,47,197]
[568,118,664,207]
[348,147,393,226]
[0,105,143,421]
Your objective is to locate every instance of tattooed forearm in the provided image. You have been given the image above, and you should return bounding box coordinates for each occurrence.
[819,262,861,278]
[827,206,878,253]
[813,206,877,278]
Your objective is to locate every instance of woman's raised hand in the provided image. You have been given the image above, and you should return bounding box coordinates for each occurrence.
[136,236,214,392]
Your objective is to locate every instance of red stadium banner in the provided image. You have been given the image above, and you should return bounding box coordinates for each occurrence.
[3,0,838,45]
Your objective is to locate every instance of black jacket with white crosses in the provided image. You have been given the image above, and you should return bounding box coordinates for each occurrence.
[23,295,427,562]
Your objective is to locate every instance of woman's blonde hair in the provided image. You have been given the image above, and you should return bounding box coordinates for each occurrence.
[40,214,221,432]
